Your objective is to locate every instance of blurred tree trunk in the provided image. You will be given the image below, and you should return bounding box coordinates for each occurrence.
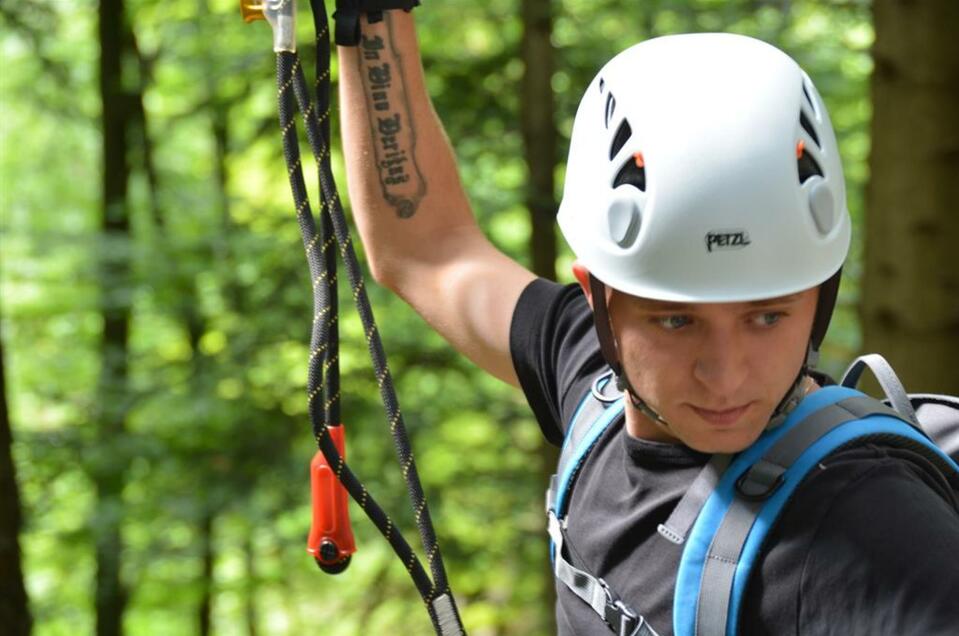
[520,1,559,632]
[0,328,31,635]
[128,27,161,230]
[244,533,258,636]
[198,511,215,636]
[521,0,557,283]
[862,0,959,392]
[94,0,134,634]
[209,94,263,636]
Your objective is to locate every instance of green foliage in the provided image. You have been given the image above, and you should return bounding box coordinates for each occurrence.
[2,0,872,634]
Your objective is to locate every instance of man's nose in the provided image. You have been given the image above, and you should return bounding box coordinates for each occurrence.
[692,329,750,399]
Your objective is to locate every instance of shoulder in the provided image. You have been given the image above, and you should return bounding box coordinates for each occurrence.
[509,279,606,445]
[744,445,959,635]
[510,279,591,344]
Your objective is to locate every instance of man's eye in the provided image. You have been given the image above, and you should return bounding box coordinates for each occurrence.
[657,315,692,330]
[753,312,784,327]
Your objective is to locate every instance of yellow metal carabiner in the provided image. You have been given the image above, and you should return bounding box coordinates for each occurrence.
[239,0,265,22]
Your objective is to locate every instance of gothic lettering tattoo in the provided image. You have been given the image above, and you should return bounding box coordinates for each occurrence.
[358,15,426,219]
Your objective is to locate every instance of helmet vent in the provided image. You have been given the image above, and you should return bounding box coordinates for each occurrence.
[801,78,821,119]
[613,155,646,192]
[801,82,815,112]
[605,93,616,128]
[797,148,823,184]
[799,110,820,148]
[609,119,632,160]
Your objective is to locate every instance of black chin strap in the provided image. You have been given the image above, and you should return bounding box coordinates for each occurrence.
[811,267,842,351]
[589,274,672,427]
[587,272,839,431]
[588,274,624,377]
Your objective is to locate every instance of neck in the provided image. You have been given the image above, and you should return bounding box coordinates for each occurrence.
[624,404,679,443]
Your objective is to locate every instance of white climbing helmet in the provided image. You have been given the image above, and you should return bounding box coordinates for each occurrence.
[558,33,851,303]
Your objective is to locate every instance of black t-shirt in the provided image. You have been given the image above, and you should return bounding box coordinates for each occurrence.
[509,278,959,635]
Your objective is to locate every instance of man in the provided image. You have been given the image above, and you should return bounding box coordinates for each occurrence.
[337,10,959,635]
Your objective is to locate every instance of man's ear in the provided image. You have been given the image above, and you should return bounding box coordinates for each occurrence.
[571,262,594,310]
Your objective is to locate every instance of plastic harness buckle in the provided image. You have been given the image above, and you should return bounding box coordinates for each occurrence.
[599,578,640,636]
[735,458,786,501]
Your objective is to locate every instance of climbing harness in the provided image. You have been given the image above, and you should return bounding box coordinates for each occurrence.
[547,357,959,636]
[241,2,465,633]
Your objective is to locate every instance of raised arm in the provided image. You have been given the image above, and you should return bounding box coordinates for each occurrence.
[338,11,536,386]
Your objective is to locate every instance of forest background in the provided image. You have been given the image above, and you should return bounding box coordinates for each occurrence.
[2,0,957,635]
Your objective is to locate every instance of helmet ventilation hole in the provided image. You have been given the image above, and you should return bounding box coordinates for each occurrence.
[797,147,823,184]
[605,93,616,128]
[799,110,820,148]
[801,82,814,111]
[609,119,632,160]
[613,155,646,191]
[801,78,821,119]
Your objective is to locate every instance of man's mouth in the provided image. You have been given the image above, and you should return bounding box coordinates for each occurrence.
[689,403,754,426]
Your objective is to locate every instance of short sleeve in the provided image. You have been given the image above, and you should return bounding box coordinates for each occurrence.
[509,278,608,446]
[742,444,959,635]
[798,456,959,634]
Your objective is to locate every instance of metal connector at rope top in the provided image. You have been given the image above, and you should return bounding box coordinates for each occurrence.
[240,0,297,52]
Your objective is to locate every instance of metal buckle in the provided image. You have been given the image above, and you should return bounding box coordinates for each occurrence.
[599,578,640,636]
[591,370,621,403]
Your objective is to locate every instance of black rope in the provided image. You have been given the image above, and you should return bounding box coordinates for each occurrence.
[277,50,436,599]
[269,3,465,632]
[298,4,453,596]
[309,0,340,430]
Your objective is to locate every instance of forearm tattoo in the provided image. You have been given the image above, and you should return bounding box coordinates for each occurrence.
[358,13,426,219]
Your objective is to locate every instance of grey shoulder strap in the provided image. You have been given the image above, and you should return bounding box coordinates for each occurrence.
[841,354,959,462]
[657,454,731,545]
[841,353,918,424]
[694,395,913,636]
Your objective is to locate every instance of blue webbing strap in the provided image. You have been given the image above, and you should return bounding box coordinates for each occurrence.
[547,389,610,518]
[551,397,626,518]
[546,384,662,636]
[675,387,959,636]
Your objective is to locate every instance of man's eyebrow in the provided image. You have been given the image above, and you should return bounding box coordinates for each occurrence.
[745,293,803,307]
[638,300,695,311]
[635,293,804,311]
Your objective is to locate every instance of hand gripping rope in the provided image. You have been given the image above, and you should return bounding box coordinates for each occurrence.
[240,2,465,633]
